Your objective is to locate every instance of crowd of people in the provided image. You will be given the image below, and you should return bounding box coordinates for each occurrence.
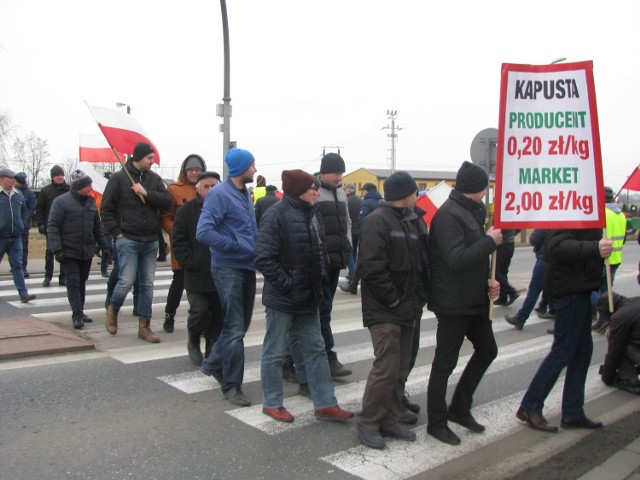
[1,144,639,449]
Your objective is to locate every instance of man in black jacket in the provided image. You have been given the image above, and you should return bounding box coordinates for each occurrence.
[254,185,280,227]
[101,143,172,343]
[172,171,223,365]
[517,229,612,432]
[356,171,428,449]
[47,173,108,329]
[35,165,69,286]
[426,161,502,446]
[597,293,640,395]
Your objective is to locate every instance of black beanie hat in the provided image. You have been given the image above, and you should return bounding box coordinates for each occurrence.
[604,186,614,203]
[71,172,93,191]
[196,171,221,183]
[455,161,488,193]
[282,169,316,198]
[15,172,27,185]
[50,165,64,178]
[362,182,377,192]
[132,142,155,162]
[320,153,346,174]
[383,171,418,201]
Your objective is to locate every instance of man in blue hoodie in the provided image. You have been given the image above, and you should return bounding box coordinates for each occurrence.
[197,148,258,407]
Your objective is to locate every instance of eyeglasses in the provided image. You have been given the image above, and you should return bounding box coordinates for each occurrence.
[309,186,319,191]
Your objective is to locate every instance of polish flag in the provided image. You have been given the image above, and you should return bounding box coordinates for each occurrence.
[79,133,123,163]
[416,181,453,226]
[73,161,109,211]
[86,104,161,165]
[620,166,640,192]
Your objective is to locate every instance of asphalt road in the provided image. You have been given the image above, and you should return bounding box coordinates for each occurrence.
[1,241,639,479]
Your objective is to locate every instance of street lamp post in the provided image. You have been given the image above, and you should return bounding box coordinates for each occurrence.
[116,102,131,115]
[217,0,232,179]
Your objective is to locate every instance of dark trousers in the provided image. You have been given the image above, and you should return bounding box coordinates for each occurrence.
[64,257,93,318]
[165,269,185,315]
[21,229,30,270]
[427,314,498,427]
[496,242,516,299]
[357,322,414,431]
[319,266,341,361]
[45,239,66,282]
[186,289,224,339]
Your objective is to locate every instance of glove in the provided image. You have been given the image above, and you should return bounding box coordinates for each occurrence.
[54,251,65,264]
[38,224,46,235]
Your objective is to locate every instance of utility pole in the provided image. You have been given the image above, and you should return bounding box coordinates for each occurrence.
[217,0,232,179]
[321,145,343,156]
[382,110,403,173]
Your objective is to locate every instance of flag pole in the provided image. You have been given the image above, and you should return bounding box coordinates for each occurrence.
[488,251,497,320]
[603,228,614,314]
[84,101,145,204]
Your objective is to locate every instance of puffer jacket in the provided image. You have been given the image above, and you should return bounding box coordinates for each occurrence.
[427,189,498,317]
[35,181,69,233]
[0,188,28,238]
[101,160,172,241]
[359,201,427,328]
[543,228,603,298]
[600,293,640,385]
[47,191,107,260]
[316,182,351,270]
[255,194,325,313]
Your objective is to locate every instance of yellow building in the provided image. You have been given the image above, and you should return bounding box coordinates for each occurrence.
[342,168,452,195]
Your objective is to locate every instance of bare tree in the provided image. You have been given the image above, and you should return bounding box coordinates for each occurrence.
[59,154,78,179]
[12,132,50,188]
[0,111,15,167]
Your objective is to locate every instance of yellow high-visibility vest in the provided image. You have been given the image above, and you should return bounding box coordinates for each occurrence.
[606,207,627,265]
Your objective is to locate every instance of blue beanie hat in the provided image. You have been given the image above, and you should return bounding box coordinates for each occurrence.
[225,148,255,177]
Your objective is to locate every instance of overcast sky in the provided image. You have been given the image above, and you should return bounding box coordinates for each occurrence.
[1,0,638,190]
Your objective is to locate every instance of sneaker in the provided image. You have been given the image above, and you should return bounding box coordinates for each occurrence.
[329,358,352,378]
[224,386,251,407]
[282,362,298,383]
[314,405,354,422]
[163,313,175,333]
[505,314,524,330]
[20,293,36,303]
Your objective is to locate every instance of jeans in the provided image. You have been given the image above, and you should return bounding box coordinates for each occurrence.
[21,229,30,270]
[516,258,545,323]
[319,266,341,361]
[427,314,498,427]
[520,292,593,420]
[106,236,139,310]
[0,236,28,297]
[347,235,359,280]
[590,263,619,321]
[165,269,185,315]
[63,257,92,318]
[110,237,158,318]
[202,267,256,393]
[261,307,337,410]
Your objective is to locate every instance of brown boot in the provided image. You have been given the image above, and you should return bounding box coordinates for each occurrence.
[106,305,119,335]
[138,317,160,343]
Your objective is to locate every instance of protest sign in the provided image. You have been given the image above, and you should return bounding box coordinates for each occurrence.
[494,61,605,229]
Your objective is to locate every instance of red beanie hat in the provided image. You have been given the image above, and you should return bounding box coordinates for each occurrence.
[282,169,316,198]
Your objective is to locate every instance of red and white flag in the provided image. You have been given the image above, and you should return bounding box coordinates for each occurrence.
[79,133,123,163]
[620,166,640,192]
[85,103,161,165]
[416,181,453,226]
[72,161,109,211]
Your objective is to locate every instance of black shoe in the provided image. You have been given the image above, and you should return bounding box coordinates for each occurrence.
[381,424,416,442]
[23,271,30,278]
[505,292,520,306]
[614,378,640,395]
[516,408,558,432]
[20,293,36,303]
[329,358,352,378]
[493,297,508,306]
[534,306,546,315]
[157,256,167,262]
[561,416,603,429]
[358,427,386,449]
[427,424,461,445]
[399,410,418,425]
[297,383,312,399]
[101,271,109,278]
[201,368,223,385]
[163,313,175,333]
[338,282,357,295]
[42,278,51,287]
[187,331,203,366]
[59,279,67,286]
[81,314,93,323]
[447,410,485,433]
[72,316,84,329]
[402,391,421,414]
[505,314,524,331]
[282,362,298,383]
[546,328,554,334]
[224,386,251,407]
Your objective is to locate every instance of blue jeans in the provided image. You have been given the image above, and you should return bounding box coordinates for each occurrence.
[202,267,256,393]
[0,236,28,297]
[110,237,158,318]
[516,258,545,323]
[590,263,619,321]
[319,267,341,361]
[261,307,337,409]
[520,292,593,420]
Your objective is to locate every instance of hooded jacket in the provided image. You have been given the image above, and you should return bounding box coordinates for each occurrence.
[600,293,640,385]
[160,154,206,270]
[100,159,172,241]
